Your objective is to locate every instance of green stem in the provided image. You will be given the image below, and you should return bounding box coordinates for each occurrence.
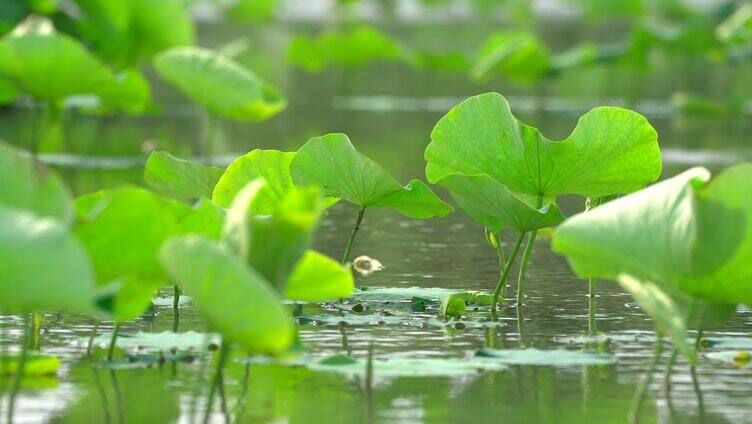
[87,321,100,357]
[203,341,231,424]
[365,343,374,423]
[516,196,543,309]
[172,284,181,333]
[663,348,678,394]
[629,332,663,424]
[588,278,597,335]
[492,232,527,317]
[28,312,43,351]
[492,230,508,299]
[342,207,366,265]
[107,323,121,362]
[8,314,30,424]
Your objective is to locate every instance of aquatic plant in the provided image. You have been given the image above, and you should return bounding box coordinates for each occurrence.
[153,47,286,161]
[426,92,661,311]
[144,151,224,200]
[161,179,353,420]
[291,133,452,264]
[552,164,752,418]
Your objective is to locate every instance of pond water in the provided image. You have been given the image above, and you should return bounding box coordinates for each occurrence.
[2,21,752,424]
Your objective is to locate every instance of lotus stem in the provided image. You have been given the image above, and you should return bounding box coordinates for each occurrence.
[342,207,366,265]
[516,196,543,309]
[173,284,181,333]
[588,278,597,335]
[365,343,374,422]
[628,332,662,424]
[492,231,527,318]
[492,230,508,298]
[87,321,100,357]
[28,312,43,351]
[107,323,121,362]
[516,231,538,308]
[7,313,30,424]
[203,341,230,424]
[663,348,678,394]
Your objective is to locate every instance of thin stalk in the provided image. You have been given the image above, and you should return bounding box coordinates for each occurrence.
[172,284,181,333]
[690,329,706,419]
[492,231,508,299]
[628,333,663,424]
[588,278,597,335]
[87,321,100,357]
[234,361,252,423]
[342,208,366,265]
[365,343,374,424]
[492,232,527,318]
[107,323,121,362]
[203,341,230,424]
[663,348,678,394]
[515,196,543,309]
[28,312,43,351]
[7,314,30,424]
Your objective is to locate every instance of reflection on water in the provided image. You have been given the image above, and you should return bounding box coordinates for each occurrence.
[1,21,752,424]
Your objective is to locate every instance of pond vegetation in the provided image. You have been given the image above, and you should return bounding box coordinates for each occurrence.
[1,1,752,423]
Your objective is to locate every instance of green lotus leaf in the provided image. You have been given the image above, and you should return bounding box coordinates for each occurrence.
[552,165,752,361]
[87,331,219,353]
[291,133,452,219]
[553,165,752,305]
[74,187,189,285]
[97,276,164,322]
[435,173,565,232]
[0,141,72,222]
[0,352,60,376]
[426,92,661,199]
[617,275,735,363]
[470,32,551,84]
[284,250,354,302]
[92,69,151,114]
[0,208,96,313]
[0,31,114,101]
[716,3,752,45]
[160,234,294,354]
[288,26,403,71]
[177,198,225,240]
[144,151,223,200]
[73,0,194,69]
[213,150,295,213]
[153,46,286,122]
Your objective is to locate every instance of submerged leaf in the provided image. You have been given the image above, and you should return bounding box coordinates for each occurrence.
[144,151,223,200]
[308,355,507,377]
[0,141,72,222]
[291,133,452,218]
[154,46,285,121]
[475,348,615,366]
[0,208,96,313]
[160,235,294,354]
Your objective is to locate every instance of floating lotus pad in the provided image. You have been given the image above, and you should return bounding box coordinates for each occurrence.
[0,352,61,376]
[87,331,220,353]
[307,355,508,377]
[475,348,616,366]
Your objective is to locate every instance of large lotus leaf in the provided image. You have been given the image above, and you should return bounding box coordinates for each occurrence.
[318,26,403,68]
[291,133,452,219]
[213,150,295,212]
[470,32,551,84]
[426,93,661,199]
[88,331,219,353]
[475,348,615,366]
[144,151,223,200]
[73,0,194,68]
[0,32,114,100]
[96,275,164,321]
[553,165,752,306]
[160,235,294,354]
[0,141,72,222]
[617,275,736,364]
[178,199,224,240]
[153,46,286,122]
[435,173,564,232]
[0,208,96,313]
[93,69,151,114]
[284,250,354,301]
[308,355,506,377]
[74,187,189,285]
